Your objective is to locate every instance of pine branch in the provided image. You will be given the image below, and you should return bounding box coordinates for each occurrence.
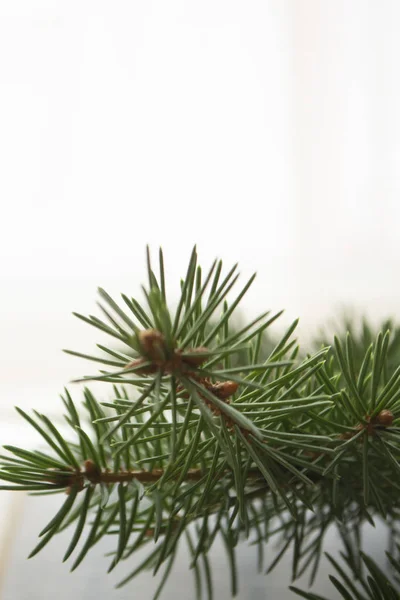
[2,247,400,599]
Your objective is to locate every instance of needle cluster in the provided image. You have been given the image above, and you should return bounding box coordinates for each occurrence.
[1,248,400,598]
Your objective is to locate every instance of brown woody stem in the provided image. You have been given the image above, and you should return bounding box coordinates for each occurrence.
[47,462,265,490]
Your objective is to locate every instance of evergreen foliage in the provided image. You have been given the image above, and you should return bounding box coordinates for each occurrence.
[1,248,400,598]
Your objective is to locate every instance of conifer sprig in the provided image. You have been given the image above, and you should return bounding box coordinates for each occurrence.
[1,248,400,598]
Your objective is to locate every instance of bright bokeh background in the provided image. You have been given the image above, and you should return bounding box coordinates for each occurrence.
[1,1,400,597]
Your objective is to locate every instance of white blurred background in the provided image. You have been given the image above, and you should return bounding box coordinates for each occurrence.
[1,1,400,598]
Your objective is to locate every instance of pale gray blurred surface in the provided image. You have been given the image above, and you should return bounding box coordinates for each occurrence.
[1,492,342,600]
[0,487,393,600]
[0,482,394,600]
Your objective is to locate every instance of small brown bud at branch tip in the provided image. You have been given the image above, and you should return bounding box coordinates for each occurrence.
[138,329,167,361]
[375,409,394,427]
